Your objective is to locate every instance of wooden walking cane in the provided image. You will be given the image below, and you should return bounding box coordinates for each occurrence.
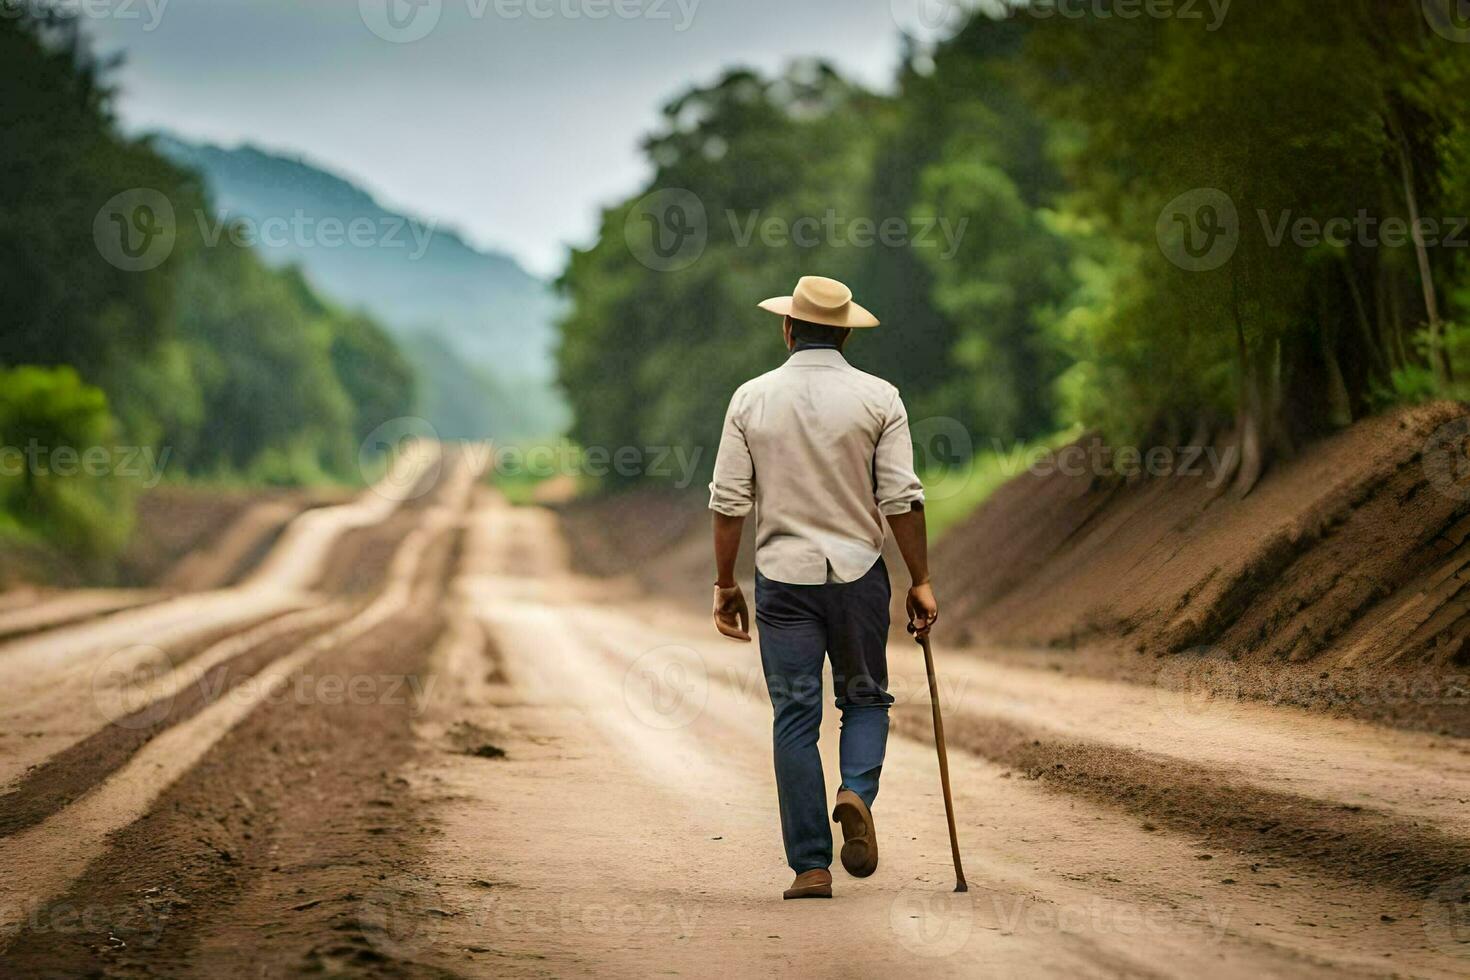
[909,623,968,892]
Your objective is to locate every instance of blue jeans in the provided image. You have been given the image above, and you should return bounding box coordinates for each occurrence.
[755,558,894,874]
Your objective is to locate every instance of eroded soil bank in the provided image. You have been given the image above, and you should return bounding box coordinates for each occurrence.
[555,404,1470,733]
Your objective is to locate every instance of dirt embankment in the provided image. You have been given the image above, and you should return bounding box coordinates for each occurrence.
[552,404,1470,731]
[124,485,353,588]
[925,404,1470,729]
[934,402,1470,668]
[551,487,741,605]
[0,485,350,593]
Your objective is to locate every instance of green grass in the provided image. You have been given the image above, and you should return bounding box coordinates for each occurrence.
[494,467,548,506]
[484,429,1078,529]
[919,429,1078,539]
[484,436,602,505]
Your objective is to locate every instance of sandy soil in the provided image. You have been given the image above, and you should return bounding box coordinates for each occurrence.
[931,404,1470,670]
[1,458,1467,978]
[554,405,1470,735]
[402,499,1470,978]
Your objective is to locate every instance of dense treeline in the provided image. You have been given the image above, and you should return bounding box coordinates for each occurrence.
[558,1,1470,495]
[0,14,414,555]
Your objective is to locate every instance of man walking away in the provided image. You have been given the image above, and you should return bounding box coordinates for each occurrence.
[707,275,939,900]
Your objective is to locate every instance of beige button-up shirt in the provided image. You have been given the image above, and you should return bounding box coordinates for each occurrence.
[708,347,925,585]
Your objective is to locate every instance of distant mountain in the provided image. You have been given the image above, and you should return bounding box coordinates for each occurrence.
[154,134,567,439]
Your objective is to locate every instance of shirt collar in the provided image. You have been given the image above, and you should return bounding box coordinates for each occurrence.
[786,348,848,368]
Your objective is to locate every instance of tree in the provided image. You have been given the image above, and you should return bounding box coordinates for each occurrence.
[0,366,128,554]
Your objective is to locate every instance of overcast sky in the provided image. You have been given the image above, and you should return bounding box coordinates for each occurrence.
[83,0,917,277]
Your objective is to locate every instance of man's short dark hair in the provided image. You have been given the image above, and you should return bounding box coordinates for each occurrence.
[788,316,852,347]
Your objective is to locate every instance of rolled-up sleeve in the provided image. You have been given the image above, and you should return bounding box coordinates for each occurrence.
[874,389,925,516]
[708,389,755,516]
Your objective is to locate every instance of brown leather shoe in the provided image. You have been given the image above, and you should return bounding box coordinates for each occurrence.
[832,788,878,877]
[782,868,833,900]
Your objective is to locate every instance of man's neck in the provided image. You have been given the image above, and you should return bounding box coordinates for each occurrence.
[792,342,841,353]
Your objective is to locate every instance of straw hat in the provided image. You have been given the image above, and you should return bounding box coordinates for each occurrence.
[757,275,879,328]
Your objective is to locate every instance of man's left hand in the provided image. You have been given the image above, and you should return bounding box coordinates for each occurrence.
[906,581,939,639]
[713,584,751,642]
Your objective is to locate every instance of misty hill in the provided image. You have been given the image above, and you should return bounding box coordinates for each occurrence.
[155,134,567,440]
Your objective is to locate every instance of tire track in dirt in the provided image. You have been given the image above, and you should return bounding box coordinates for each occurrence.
[524,543,1469,978]
[890,708,1470,903]
[894,653,1470,834]
[0,445,443,795]
[159,497,318,591]
[0,605,353,838]
[0,605,306,792]
[412,501,1451,978]
[0,448,475,959]
[0,522,465,978]
[0,591,168,644]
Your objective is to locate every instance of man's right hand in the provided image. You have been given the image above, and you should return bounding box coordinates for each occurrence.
[713,584,752,642]
[906,582,939,638]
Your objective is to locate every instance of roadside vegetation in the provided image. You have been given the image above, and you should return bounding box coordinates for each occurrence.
[0,14,415,566]
[557,1,1470,507]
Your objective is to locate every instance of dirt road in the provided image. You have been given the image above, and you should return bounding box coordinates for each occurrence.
[0,466,1466,978]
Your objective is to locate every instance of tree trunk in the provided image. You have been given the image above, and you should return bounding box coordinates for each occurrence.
[1230,269,1265,497]
[1267,337,1296,460]
[1317,282,1353,428]
[1321,329,1353,428]
[1395,128,1451,383]
[1342,255,1385,380]
[1375,261,1400,375]
[1388,272,1411,370]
